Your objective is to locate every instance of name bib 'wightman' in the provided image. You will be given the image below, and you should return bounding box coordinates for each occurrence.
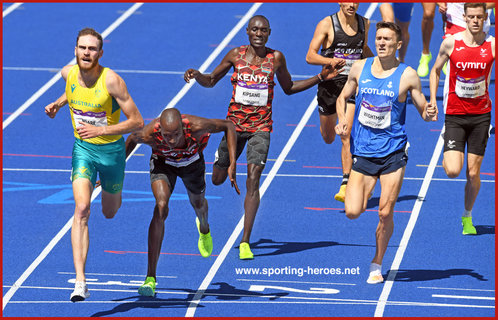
[358,100,392,129]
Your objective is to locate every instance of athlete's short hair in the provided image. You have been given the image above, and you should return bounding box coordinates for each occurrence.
[376,21,402,42]
[77,28,103,51]
[248,15,270,28]
[464,2,487,14]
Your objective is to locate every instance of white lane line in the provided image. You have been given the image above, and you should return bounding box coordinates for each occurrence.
[418,286,495,292]
[1,3,144,311]
[2,3,143,130]
[2,168,495,183]
[374,132,445,317]
[185,97,319,317]
[432,294,495,301]
[2,2,22,17]
[57,271,176,279]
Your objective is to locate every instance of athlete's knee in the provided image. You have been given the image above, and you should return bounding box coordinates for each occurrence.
[466,168,481,183]
[378,209,393,222]
[155,200,169,220]
[444,166,460,179]
[102,206,118,219]
[344,204,363,219]
[74,202,91,221]
[190,196,206,211]
[212,167,228,185]
[321,132,335,144]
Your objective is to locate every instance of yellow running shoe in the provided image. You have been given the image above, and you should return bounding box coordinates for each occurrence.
[196,217,213,257]
[239,242,254,260]
[443,61,448,75]
[417,52,432,77]
[462,217,477,235]
[138,276,156,297]
[334,184,347,203]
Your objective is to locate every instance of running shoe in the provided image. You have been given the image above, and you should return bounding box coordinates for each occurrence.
[462,217,477,235]
[138,276,156,297]
[366,271,384,284]
[196,217,212,257]
[239,242,254,260]
[417,52,432,77]
[334,184,347,203]
[70,281,90,302]
[443,61,448,75]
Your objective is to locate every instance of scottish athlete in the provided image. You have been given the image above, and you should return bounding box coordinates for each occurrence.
[335,22,438,284]
[185,15,343,259]
[125,108,239,296]
[429,2,495,235]
[306,2,373,202]
[44,28,144,301]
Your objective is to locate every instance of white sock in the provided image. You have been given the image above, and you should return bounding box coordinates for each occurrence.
[369,263,382,274]
[462,209,472,218]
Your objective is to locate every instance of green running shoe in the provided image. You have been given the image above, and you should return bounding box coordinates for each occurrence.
[138,276,156,297]
[462,217,477,235]
[417,52,432,77]
[196,217,212,257]
[239,242,254,260]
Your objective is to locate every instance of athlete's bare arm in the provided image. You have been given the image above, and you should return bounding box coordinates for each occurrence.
[125,120,157,157]
[306,16,341,66]
[429,36,454,106]
[401,67,438,121]
[188,115,240,194]
[184,48,238,87]
[335,59,364,136]
[44,65,73,118]
[275,50,343,95]
[362,18,374,58]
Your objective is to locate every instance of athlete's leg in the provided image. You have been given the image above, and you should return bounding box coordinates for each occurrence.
[188,190,209,234]
[442,150,465,178]
[372,166,405,265]
[71,178,94,282]
[396,19,411,63]
[464,153,484,211]
[147,179,172,279]
[379,3,394,22]
[344,170,377,219]
[421,3,436,55]
[241,163,264,243]
[101,190,122,219]
[319,113,337,144]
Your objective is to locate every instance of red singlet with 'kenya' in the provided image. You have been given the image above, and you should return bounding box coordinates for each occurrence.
[228,45,276,132]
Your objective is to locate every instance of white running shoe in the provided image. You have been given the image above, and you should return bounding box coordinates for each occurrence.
[70,281,90,302]
[367,270,384,284]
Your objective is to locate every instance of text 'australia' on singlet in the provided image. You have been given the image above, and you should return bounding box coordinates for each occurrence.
[152,116,210,167]
[352,58,408,158]
[446,33,494,115]
[228,45,275,132]
[66,65,121,145]
[321,12,366,80]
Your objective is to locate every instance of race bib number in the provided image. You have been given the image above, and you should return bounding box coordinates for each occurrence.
[72,108,107,128]
[235,81,268,106]
[455,75,486,99]
[358,100,391,129]
[335,52,362,76]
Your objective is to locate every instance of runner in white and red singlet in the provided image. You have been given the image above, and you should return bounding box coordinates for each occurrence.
[429,2,495,235]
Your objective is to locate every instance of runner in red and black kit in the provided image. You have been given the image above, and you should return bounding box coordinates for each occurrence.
[430,2,495,235]
[185,15,344,259]
[125,108,239,296]
[306,3,373,203]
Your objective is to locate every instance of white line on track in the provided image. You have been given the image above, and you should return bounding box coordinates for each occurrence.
[2,2,22,17]
[418,286,495,292]
[1,3,144,311]
[185,97,319,316]
[57,271,176,279]
[2,168,495,183]
[432,294,495,301]
[374,132,446,317]
[2,3,144,130]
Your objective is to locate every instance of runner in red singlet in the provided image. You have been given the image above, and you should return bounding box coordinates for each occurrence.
[125,108,239,296]
[184,15,344,259]
[429,2,495,235]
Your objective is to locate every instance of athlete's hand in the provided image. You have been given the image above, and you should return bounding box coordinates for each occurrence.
[45,102,61,118]
[425,102,438,122]
[335,120,349,137]
[184,69,200,83]
[228,162,240,195]
[76,121,105,139]
[321,59,346,80]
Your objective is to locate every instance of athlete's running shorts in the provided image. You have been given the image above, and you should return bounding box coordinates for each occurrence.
[71,137,125,193]
[214,131,270,168]
[352,145,408,177]
[317,78,355,115]
[393,3,414,23]
[443,113,491,156]
[150,153,206,195]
